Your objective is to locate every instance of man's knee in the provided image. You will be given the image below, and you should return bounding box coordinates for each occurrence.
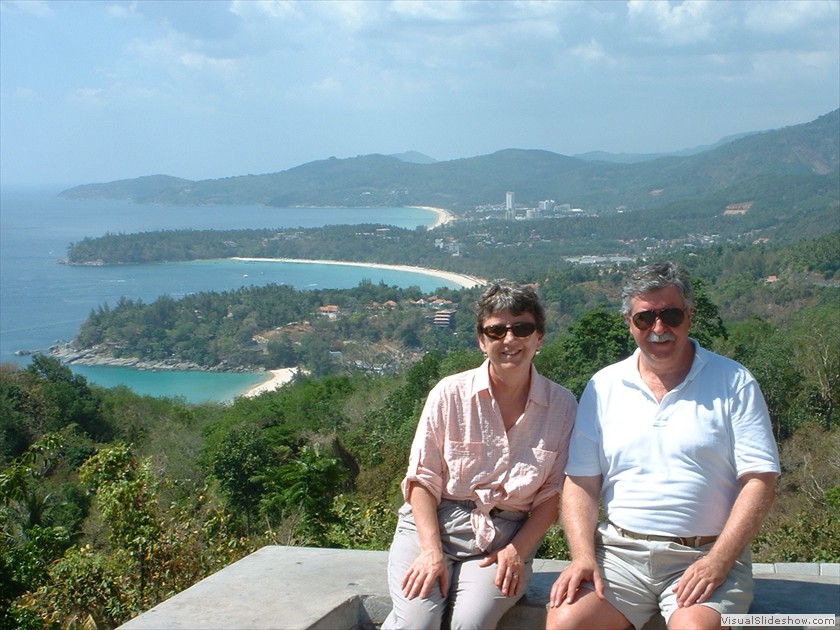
[667,604,723,630]
[545,590,632,630]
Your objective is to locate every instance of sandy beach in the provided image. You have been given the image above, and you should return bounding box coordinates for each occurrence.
[244,367,299,397]
[231,257,485,288]
[409,205,455,228]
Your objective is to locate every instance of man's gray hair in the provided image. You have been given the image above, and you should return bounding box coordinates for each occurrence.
[474,280,546,335]
[620,262,695,315]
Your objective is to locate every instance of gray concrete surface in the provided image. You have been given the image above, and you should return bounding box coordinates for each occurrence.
[119,546,839,630]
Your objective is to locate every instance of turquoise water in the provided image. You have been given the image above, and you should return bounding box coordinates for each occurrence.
[70,365,269,404]
[0,188,454,402]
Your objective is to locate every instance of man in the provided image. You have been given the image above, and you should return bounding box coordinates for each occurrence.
[547,262,780,630]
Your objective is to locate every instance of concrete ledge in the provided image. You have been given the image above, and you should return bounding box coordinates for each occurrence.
[119,546,839,630]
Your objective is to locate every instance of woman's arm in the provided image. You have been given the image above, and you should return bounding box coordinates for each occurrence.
[480,494,560,597]
[401,482,449,600]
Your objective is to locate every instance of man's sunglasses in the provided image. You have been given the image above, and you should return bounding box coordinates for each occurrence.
[631,308,686,331]
[481,322,537,340]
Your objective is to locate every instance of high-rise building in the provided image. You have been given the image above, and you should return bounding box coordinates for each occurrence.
[505,191,515,221]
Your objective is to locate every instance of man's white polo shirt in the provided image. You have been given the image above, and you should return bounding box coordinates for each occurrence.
[567,341,780,537]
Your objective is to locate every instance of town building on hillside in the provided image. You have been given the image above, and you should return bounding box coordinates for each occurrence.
[433,310,456,329]
[318,305,341,319]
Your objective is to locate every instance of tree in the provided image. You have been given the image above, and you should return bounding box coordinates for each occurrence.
[0,434,71,630]
[439,348,484,378]
[261,444,349,545]
[210,425,273,535]
[725,318,806,441]
[689,278,729,349]
[298,334,335,378]
[78,444,161,599]
[789,304,840,430]
[23,355,110,442]
[536,309,634,397]
[266,335,298,367]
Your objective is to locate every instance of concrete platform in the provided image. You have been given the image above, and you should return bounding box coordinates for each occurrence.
[119,546,839,630]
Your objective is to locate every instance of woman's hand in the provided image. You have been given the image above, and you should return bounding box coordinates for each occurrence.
[480,543,525,597]
[401,548,449,600]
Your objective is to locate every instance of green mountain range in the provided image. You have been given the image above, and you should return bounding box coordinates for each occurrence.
[59,109,839,213]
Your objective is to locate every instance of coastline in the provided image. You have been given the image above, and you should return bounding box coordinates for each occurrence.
[243,367,299,397]
[230,257,485,289]
[51,342,299,399]
[409,205,455,228]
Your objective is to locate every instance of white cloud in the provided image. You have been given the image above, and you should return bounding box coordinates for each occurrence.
[179,51,237,73]
[312,76,341,93]
[0,0,52,17]
[105,2,139,19]
[387,0,469,22]
[744,0,839,34]
[68,87,107,107]
[229,0,298,20]
[11,86,39,100]
[571,38,615,65]
[627,0,722,45]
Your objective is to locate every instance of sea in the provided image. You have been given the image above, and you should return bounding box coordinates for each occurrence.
[0,187,460,403]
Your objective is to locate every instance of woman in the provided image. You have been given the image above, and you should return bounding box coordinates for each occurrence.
[382,281,577,629]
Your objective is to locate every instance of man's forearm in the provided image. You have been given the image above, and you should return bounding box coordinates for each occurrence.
[707,472,777,572]
[562,475,602,561]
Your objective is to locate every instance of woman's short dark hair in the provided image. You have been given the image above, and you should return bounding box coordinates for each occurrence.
[474,280,546,335]
[620,261,695,315]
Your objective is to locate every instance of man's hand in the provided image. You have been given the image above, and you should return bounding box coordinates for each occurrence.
[549,557,605,607]
[673,472,778,607]
[672,554,729,606]
[401,548,448,600]
[480,543,526,597]
[552,475,605,607]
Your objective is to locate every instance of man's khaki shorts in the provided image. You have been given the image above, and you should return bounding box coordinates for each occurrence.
[582,521,754,629]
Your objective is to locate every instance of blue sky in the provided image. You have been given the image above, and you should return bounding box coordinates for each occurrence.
[1,0,838,187]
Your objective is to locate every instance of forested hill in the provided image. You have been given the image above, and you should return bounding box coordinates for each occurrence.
[59,110,839,212]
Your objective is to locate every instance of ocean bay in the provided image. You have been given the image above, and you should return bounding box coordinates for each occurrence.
[0,188,460,402]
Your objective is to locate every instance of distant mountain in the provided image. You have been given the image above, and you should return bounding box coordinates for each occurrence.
[59,110,838,213]
[390,151,438,164]
[61,174,192,201]
[574,132,759,164]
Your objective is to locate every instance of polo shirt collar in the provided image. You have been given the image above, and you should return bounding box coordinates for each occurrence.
[622,339,706,390]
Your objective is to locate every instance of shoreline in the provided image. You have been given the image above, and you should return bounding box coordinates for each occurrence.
[243,367,299,397]
[230,257,485,289]
[51,344,300,399]
[409,205,455,228]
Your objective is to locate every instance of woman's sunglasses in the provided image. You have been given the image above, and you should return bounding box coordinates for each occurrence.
[481,322,537,340]
[631,307,686,331]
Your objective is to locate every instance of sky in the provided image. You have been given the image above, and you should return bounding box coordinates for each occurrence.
[1,0,838,187]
